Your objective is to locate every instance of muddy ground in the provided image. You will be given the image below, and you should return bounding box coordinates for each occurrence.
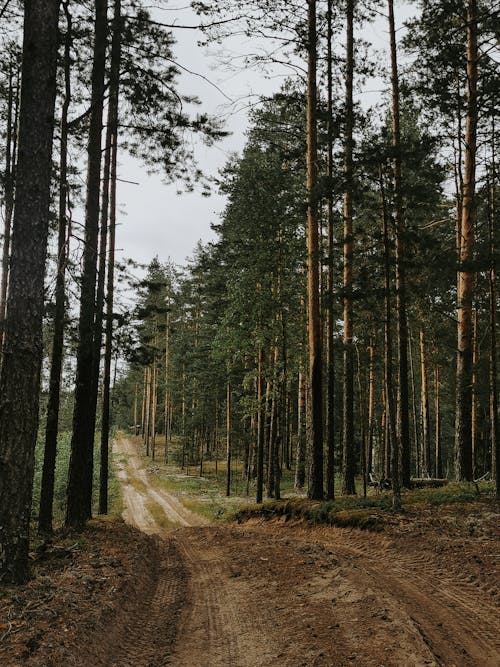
[1,437,499,666]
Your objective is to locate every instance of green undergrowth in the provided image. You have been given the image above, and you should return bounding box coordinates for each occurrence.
[234,482,497,530]
[235,497,389,530]
[145,501,176,530]
[147,465,249,522]
[32,429,123,528]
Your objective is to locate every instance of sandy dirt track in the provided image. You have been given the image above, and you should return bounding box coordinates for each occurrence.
[114,437,500,667]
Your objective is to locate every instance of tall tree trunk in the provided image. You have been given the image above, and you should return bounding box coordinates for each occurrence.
[141,367,147,437]
[487,168,499,495]
[164,311,170,462]
[367,339,375,474]
[295,369,306,489]
[306,0,323,500]
[326,0,335,501]
[145,366,151,456]
[420,326,431,477]
[356,346,367,497]
[454,0,477,481]
[408,328,420,477]
[434,345,443,478]
[388,0,405,505]
[380,165,398,496]
[256,346,265,502]
[471,307,478,477]
[0,58,16,353]
[0,0,60,582]
[151,359,157,461]
[66,0,108,527]
[342,0,356,496]
[39,1,72,534]
[99,0,120,513]
[226,381,231,497]
[133,382,138,436]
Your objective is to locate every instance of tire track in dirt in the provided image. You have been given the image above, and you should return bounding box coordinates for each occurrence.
[258,523,500,667]
[170,528,281,667]
[113,437,206,531]
[108,539,187,667]
[113,439,499,666]
[114,438,281,666]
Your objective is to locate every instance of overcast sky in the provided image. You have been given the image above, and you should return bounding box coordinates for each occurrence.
[115,3,416,272]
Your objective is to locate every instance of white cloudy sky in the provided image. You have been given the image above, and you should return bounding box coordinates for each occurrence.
[115,2,416,270]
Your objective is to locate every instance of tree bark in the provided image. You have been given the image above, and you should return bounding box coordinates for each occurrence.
[434,345,443,478]
[0,58,15,353]
[0,0,60,582]
[306,0,323,500]
[326,0,335,501]
[454,0,477,482]
[66,0,108,527]
[420,326,431,477]
[487,168,498,494]
[471,307,478,477]
[256,346,265,502]
[342,0,356,496]
[99,0,120,513]
[388,0,405,505]
[380,165,398,497]
[367,340,375,475]
[295,369,306,490]
[226,381,231,497]
[39,1,72,534]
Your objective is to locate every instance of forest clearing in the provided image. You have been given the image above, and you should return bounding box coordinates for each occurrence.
[1,436,499,666]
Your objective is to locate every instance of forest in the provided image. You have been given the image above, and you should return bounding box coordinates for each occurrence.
[0,1,499,662]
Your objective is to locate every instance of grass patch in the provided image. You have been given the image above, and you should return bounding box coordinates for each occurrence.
[128,476,148,494]
[404,481,494,506]
[234,496,389,531]
[144,501,176,530]
[233,482,497,530]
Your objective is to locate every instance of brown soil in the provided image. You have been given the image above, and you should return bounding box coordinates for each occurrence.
[1,438,499,666]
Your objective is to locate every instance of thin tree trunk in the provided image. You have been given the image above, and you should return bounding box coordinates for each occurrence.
[306,0,323,500]
[434,345,443,478]
[326,0,335,501]
[133,382,138,436]
[388,0,405,506]
[0,59,15,353]
[66,0,108,527]
[39,1,72,534]
[145,366,151,456]
[0,0,59,582]
[99,0,121,514]
[367,340,375,475]
[164,311,170,462]
[420,326,431,477]
[226,381,231,497]
[409,328,420,477]
[151,359,157,461]
[380,165,398,492]
[295,369,306,489]
[471,307,478,478]
[356,346,367,497]
[487,168,498,494]
[455,0,477,482]
[342,0,356,496]
[98,11,120,512]
[256,346,265,502]
[141,367,147,437]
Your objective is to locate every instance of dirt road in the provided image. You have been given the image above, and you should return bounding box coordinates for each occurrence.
[113,437,500,667]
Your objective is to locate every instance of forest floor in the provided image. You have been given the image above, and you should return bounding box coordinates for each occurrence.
[1,437,499,667]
